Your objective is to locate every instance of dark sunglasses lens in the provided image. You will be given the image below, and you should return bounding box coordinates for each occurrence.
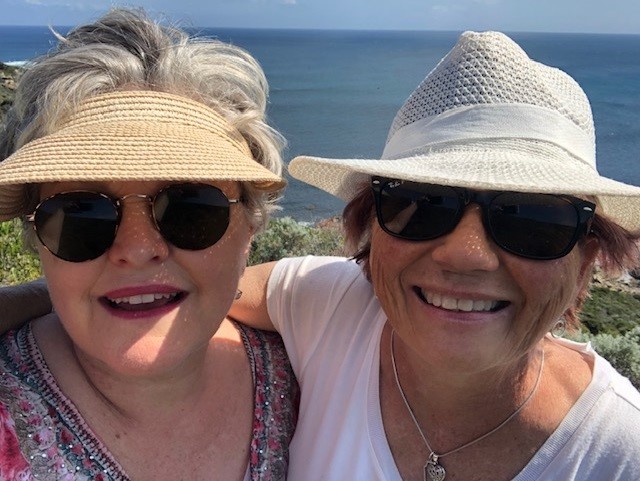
[154,184,231,250]
[488,193,580,259]
[34,192,118,262]
[378,181,461,240]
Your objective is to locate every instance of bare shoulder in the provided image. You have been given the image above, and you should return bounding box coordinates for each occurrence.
[30,313,80,375]
[31,312,73,350]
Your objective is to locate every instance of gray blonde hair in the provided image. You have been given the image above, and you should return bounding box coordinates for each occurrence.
[0,7,285,231]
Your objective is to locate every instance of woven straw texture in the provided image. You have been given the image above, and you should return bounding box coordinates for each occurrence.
[289,31,640,232]
[0,91,285,220]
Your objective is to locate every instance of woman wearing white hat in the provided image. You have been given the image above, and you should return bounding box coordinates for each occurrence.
[0,8,297,480]
[232,31,640,480]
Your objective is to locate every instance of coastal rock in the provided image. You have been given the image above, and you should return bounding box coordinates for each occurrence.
[0,62,20,120]
[590,265,640,295]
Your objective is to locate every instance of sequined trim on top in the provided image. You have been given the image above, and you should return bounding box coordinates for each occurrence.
[0,323,299,481]
[235,322,300,481]
[0,325,127,480]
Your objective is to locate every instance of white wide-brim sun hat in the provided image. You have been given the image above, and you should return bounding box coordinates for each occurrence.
[0,90,285,221]
[289,31,640,232]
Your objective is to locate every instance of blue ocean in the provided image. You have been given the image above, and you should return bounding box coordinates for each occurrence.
[2,27,640,222]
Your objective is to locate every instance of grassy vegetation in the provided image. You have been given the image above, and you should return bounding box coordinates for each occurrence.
[581,287,640,336]
[0,215,638,388]
[0,219,41,284]
[570,327,640,388]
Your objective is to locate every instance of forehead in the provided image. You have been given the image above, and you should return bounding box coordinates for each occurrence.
[38,180,240,198]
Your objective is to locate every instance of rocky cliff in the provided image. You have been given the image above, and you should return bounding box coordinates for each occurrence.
[0,62,19,120]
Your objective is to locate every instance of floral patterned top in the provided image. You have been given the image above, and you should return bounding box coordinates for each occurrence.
[0,322,299,480]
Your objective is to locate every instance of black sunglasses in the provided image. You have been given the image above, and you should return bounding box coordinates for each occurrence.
[27,183,242,262]
[371,177,595,260]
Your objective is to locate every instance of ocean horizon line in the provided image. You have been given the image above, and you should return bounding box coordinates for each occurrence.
[1,24,640,37]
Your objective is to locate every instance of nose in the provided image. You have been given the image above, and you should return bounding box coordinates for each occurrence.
[430,205,500,272]
[107,198,170,266]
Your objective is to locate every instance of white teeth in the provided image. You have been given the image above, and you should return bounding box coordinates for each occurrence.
[441,296,458,310]
[457,299,474,312]
[422,290,498,312]
[110,293,175,305]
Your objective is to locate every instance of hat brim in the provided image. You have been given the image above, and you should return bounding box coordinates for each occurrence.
[0,91,285,220]
[289,142,640,232]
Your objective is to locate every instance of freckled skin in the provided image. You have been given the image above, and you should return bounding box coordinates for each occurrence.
[369,204,596,373]
[37,180,253,378]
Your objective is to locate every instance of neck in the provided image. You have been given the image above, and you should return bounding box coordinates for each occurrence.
[383,324,545,448]
[73,344,210,420]
[33,315,244,424]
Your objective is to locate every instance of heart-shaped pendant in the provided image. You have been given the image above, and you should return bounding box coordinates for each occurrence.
[424,461,446,481]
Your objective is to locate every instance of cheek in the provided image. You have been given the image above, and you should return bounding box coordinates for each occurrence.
[38,245,77,286]
[226,220,252,270]
[38,247,98,315]
[369,227,392,282]
[198,219,252,286]
[512,255,583,341]
[369,226,411,315]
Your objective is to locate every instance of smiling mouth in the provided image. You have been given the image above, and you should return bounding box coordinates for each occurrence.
[415,287,508,313]
[103,292,185,311]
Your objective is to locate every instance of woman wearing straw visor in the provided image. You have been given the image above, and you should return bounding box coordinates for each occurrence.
[0,9,297,480]
[231,32,640,480]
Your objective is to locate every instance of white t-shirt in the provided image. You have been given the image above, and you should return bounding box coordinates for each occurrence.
[267,256,640,481]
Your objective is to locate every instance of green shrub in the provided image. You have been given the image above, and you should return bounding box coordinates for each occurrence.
[571,327,640,389]
[0,219,41,285]
[249,216,344,265]
[581,287,640,336]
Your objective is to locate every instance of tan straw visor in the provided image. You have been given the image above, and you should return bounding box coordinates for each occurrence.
[0,90,285,220]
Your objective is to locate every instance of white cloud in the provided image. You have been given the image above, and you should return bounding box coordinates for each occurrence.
[280,0,297,4]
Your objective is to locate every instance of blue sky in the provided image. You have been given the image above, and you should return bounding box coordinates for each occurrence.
[0,0,639,34]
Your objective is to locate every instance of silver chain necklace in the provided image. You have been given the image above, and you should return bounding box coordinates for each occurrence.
[390,330,544,481]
